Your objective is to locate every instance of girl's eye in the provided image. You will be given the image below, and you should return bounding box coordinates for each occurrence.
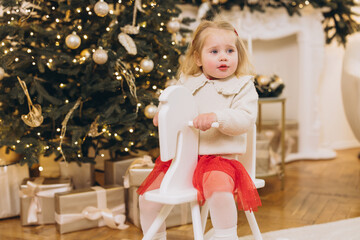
[210,50,218,54]
[227,49,235,53]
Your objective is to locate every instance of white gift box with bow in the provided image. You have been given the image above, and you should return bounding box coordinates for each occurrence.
[19,177,72,225]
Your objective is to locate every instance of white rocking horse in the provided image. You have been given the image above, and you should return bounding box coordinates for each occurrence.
[143,85,264,240]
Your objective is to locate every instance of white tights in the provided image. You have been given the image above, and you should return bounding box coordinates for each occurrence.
[139,192,238,240]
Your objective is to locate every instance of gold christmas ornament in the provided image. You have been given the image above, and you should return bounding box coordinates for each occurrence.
[257,75,271,86]
[118,32,137,55]
[87,115,103,137]
[94,0,110,17]
[17,77,43,127]
[92,47,108,65]
[65,32,81,49]
[274,75,283,83]
[144,103,158,119]
[80,49,91,59]
[140,58,154,73]
[167,19,181,34]
[0,67,4,80]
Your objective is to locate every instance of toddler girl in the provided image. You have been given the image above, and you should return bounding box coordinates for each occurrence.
[137,19,261,240]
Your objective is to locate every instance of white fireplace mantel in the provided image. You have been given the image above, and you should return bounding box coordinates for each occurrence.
[221,6,337,161]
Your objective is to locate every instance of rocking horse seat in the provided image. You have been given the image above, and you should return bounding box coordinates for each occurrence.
[144,188,198,205]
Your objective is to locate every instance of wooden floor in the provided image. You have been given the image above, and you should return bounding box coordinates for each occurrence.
[1,148,359,240]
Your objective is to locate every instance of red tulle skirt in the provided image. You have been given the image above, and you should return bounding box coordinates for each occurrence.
[137,155,261,212]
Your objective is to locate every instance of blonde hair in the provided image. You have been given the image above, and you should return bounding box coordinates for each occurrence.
[178,20,254,78]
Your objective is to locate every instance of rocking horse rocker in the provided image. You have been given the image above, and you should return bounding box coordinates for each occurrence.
[142,85,264,240]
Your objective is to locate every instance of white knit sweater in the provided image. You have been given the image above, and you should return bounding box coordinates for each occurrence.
[178,73,258,155]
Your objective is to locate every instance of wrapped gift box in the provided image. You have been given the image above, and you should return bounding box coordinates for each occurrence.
[39,153,60,178]
[20,177,72,225]
[59,161,95,189]
[122,155,154,188]
[104,157,139,186]
[0,162,29,219]
[55,185,127,234]
[127,186,192,228]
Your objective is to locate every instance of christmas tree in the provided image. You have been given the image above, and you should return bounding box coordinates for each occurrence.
[0,0,192,166]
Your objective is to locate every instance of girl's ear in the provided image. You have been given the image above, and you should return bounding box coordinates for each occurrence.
[194,51,202,67]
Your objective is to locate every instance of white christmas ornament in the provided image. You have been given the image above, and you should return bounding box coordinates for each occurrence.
[94,0,110,17]
[197,2,211,20]
[92,47,108,65]
[144,103,158,119]
[65,32,81,49]
[118,32,137,55]
[167,19,181,34]
[140,58,154,73]
[0,67,5,80]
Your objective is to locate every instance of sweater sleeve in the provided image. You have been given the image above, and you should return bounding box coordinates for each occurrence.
[213,79,258,136]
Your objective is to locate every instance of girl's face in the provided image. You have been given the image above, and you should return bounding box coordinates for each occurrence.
[195,28,238,80]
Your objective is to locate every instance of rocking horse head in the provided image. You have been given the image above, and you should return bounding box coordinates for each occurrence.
[157,85,199,162]
[157,85,200,192]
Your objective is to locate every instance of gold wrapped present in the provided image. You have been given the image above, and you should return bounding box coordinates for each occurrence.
[19,177,72,225]
[59,161,95,189]
[127,187,192,228]
[55,185,128,234]
[0,162,29,219]
[104,157,139,186]
[123,155,154,188]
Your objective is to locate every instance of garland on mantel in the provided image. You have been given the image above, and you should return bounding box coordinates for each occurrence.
[182,0,360,46]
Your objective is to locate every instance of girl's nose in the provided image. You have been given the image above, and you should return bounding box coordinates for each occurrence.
[219,54,227,61]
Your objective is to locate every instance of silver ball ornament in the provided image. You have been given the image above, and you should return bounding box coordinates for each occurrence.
[144,103,158,119]
[140,58,154,73]
[65,32,81,49]
[167,20,180,34]
[94,0,110,17]
[0,67,5,80]
[178,55,185,65]
[92,47,108,65]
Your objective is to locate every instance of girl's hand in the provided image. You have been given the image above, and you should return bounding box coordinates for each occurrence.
[153,112,159,126]
[192,113,217,131]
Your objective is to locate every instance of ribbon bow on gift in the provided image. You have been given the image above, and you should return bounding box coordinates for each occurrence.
[123,155,154,188]
[19,177,72,224]
[55,186,128,230]
[81,206,128,230]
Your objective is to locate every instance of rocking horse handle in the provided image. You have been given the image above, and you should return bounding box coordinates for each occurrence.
[188,121,219,128]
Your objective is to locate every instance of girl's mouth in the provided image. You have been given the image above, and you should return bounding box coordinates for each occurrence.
[218,65,229,71]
